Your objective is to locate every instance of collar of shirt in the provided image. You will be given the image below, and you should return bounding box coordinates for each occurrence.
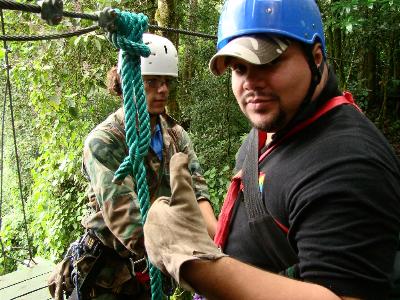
[150,123,163,161]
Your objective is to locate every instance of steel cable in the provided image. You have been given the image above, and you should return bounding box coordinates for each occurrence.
[0,0,218,41]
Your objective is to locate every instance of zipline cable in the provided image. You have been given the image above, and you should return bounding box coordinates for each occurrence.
[0,24,217,42]
[0,25,99,41]
[149,24,216,40]
[0,57,7,271]
[0,8,35,266]
[0,0,217,41]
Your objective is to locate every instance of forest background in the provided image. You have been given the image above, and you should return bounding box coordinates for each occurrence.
[0,0,399,280]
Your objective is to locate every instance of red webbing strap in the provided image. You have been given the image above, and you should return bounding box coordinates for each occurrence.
[258,130,268,151]
[214,171,242,248]
[259,92,360,162]
[214,93,359,247]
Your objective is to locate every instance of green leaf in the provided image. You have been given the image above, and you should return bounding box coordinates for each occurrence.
[94,39,102,52]
[74,36,82,46]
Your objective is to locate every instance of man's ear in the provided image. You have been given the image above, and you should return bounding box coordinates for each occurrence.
[312,43,324,68]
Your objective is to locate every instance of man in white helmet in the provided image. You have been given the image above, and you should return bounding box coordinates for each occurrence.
[48,33,217,300]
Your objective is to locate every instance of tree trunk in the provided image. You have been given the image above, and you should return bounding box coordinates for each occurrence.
[332,27,345,88]
[155,0,181,119]
[145,0,158,25]
[155,0,178,44]
[391,30,400,119]
[366,44,378,109]
[326,0,345,89]
[183,0,198,81]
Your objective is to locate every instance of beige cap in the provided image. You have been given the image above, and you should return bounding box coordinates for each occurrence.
[209,35,290,76]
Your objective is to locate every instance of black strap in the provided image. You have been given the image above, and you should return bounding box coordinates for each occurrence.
[242,129,268,220]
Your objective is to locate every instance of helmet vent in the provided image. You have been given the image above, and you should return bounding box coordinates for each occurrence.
[164,45,168,54]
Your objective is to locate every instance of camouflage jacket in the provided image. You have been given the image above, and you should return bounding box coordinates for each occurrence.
[81,107,210,258]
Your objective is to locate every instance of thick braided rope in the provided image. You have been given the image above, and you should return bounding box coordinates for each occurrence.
[108,9,163,300]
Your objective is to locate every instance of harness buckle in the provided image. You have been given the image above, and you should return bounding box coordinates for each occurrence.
[129,256,148,274]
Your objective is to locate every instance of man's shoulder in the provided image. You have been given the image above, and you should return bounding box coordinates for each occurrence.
[316,104,388,145]
[83,109,127,162]
[86,109,125,144]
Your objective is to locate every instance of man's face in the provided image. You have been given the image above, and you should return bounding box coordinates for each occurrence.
[143,75,174,115]
[229,42,311,132]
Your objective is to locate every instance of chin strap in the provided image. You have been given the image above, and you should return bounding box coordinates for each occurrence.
[299,44,325,109]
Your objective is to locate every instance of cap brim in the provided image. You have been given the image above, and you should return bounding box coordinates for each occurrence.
[209,35,290,76]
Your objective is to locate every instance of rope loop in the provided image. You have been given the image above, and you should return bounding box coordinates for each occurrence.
[105,8,151,184]
[101,8,151,58]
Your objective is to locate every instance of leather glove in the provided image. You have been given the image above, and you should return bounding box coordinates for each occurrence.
[144,152,226,291]
[48,257,73,300]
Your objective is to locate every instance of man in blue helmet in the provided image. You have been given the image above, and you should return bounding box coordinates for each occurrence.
[143,1,400,299]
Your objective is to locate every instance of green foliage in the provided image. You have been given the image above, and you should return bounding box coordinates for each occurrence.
[0,206,32,275]
[180,72,249,168]
[177,68,249,212]
[203,165,231,213]
[319,0,400,151]
[171,287,193,300]
[173,0,250,213]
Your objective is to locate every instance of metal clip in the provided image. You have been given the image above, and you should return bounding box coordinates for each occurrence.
[97,7,117,33]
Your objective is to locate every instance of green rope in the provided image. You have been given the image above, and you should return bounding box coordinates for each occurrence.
[107,9,163,300]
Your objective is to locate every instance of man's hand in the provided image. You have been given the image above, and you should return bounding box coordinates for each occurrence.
[144,153,226,291]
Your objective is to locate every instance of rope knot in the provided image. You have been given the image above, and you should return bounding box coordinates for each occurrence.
[107,9,151,59]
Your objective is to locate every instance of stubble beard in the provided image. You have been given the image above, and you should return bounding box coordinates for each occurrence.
[241,91,287,132]
[244,103,287,132]
[250,110,287,132]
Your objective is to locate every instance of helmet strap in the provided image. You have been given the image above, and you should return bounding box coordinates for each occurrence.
[300,44,324,108]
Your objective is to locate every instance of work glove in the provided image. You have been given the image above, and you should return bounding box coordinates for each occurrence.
[144,152,226,291]
[48,257,73,300]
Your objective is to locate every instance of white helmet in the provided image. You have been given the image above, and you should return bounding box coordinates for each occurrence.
[117,33,178,77]
[142,33,178,77]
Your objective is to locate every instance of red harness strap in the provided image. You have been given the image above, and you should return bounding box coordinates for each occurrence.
[214,92,360,249]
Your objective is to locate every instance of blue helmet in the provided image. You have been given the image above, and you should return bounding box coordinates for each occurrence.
[217,0,326,56]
